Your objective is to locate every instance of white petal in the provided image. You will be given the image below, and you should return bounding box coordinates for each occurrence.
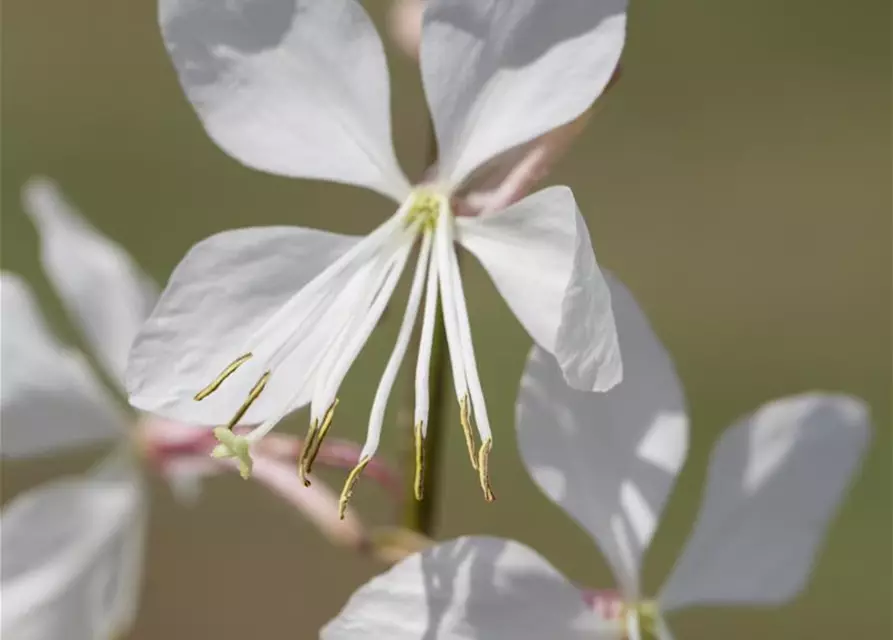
[22,178,159,386]
[421,0,626,186]
[160,0,410,201]
[1,273,123,458]
[458,187,621,392]
[322,536,609,640]
[126,226,367,425]
[659,394,871,611]
[0,457,145,640]
[515,275,688,598]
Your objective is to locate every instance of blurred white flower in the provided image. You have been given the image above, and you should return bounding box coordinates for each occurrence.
[128,0,627,512]
[1,179,369,639]
[320,276,871,639]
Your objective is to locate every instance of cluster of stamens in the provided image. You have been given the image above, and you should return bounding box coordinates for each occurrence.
[196,189,495,518]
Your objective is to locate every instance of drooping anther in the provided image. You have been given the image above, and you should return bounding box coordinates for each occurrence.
[413,421,425,501]
[338,456,371,520]
[303,398,339,478]
[194,352,253,401]
[477,437,495,502]
[459,394,478,471]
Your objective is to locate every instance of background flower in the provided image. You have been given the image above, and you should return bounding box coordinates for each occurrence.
[320,276,871,639]
[1,179,369,638]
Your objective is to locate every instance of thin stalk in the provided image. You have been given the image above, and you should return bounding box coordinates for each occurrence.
[400,308,448,534]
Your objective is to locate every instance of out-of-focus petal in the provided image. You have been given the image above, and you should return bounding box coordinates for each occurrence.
[1,273,123,458]
[126,226,367,425]
[0,455,146,640]
[160,0,410,201]
[421,0,626,186]
[659,394,871,611]
[321,536,614,639]
[515,275,688,598]
[22,178,159,387]
[458,187,620,392]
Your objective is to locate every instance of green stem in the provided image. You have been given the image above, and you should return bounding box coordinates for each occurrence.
[400,309,448,534]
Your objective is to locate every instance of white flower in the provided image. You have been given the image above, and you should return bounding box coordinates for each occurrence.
[1,179,368,639]
[1,179,158,640]
[320,275,871,639]
[126,0,627,511]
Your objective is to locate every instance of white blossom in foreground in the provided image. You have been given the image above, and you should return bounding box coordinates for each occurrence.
[126,0,626,512]
[321,276,871,639]
[1,180,367,639]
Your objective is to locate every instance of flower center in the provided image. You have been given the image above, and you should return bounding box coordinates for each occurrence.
[404,188,442,231]
[192,186,495,516]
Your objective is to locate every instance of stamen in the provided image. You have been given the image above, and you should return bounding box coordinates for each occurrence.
[244,209,410,372]
[447,244,492,443]
[317,240,413,416]
[414,229,440,430]
[405,190,440,231]
[224,371,271,429]
[413,421,425,501]
[298,419,318,487]
[360,231,433,463]
[303,398,339,476]
[432,203,470,409]
[338,456,371,520]
[194,352,252,401]
[477,437,495,502]
[459,394,478,470]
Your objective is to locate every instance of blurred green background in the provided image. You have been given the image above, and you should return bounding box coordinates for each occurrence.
[2,0,890,638]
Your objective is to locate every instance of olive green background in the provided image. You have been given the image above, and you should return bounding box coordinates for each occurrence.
[2,1,890,638]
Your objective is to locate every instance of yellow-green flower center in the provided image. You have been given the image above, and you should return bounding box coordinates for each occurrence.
[404,190,442,231]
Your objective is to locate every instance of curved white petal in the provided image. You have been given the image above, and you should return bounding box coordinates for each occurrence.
[515,275,688,598]
[126,226,379,425]
[0,457,146,640]
[1,274,123,458]
[659,394,871,611]
[22,178,159,386]
[322,536,613,640]
[458,187,621,392]
[160,0,410,201]
[421,0,626,186]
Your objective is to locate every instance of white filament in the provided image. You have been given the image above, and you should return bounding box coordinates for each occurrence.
[414,231,441,435]
[360,231,433,459]
[317,239,414,414]
[308,239,399,422]
[433,201,469,404]
[248,202,411,370]
[445,240,492,442]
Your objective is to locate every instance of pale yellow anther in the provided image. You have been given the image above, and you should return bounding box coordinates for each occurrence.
[477,437,495,502]
[459,394,478,471]
[413,422,425,501]
[303,398,339,477]
[298,420,319,487]
[211,426,253,479]
[194,352,253,401]
[405,190,441,231]
[338,456,371,520]
[224,371,271,429]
